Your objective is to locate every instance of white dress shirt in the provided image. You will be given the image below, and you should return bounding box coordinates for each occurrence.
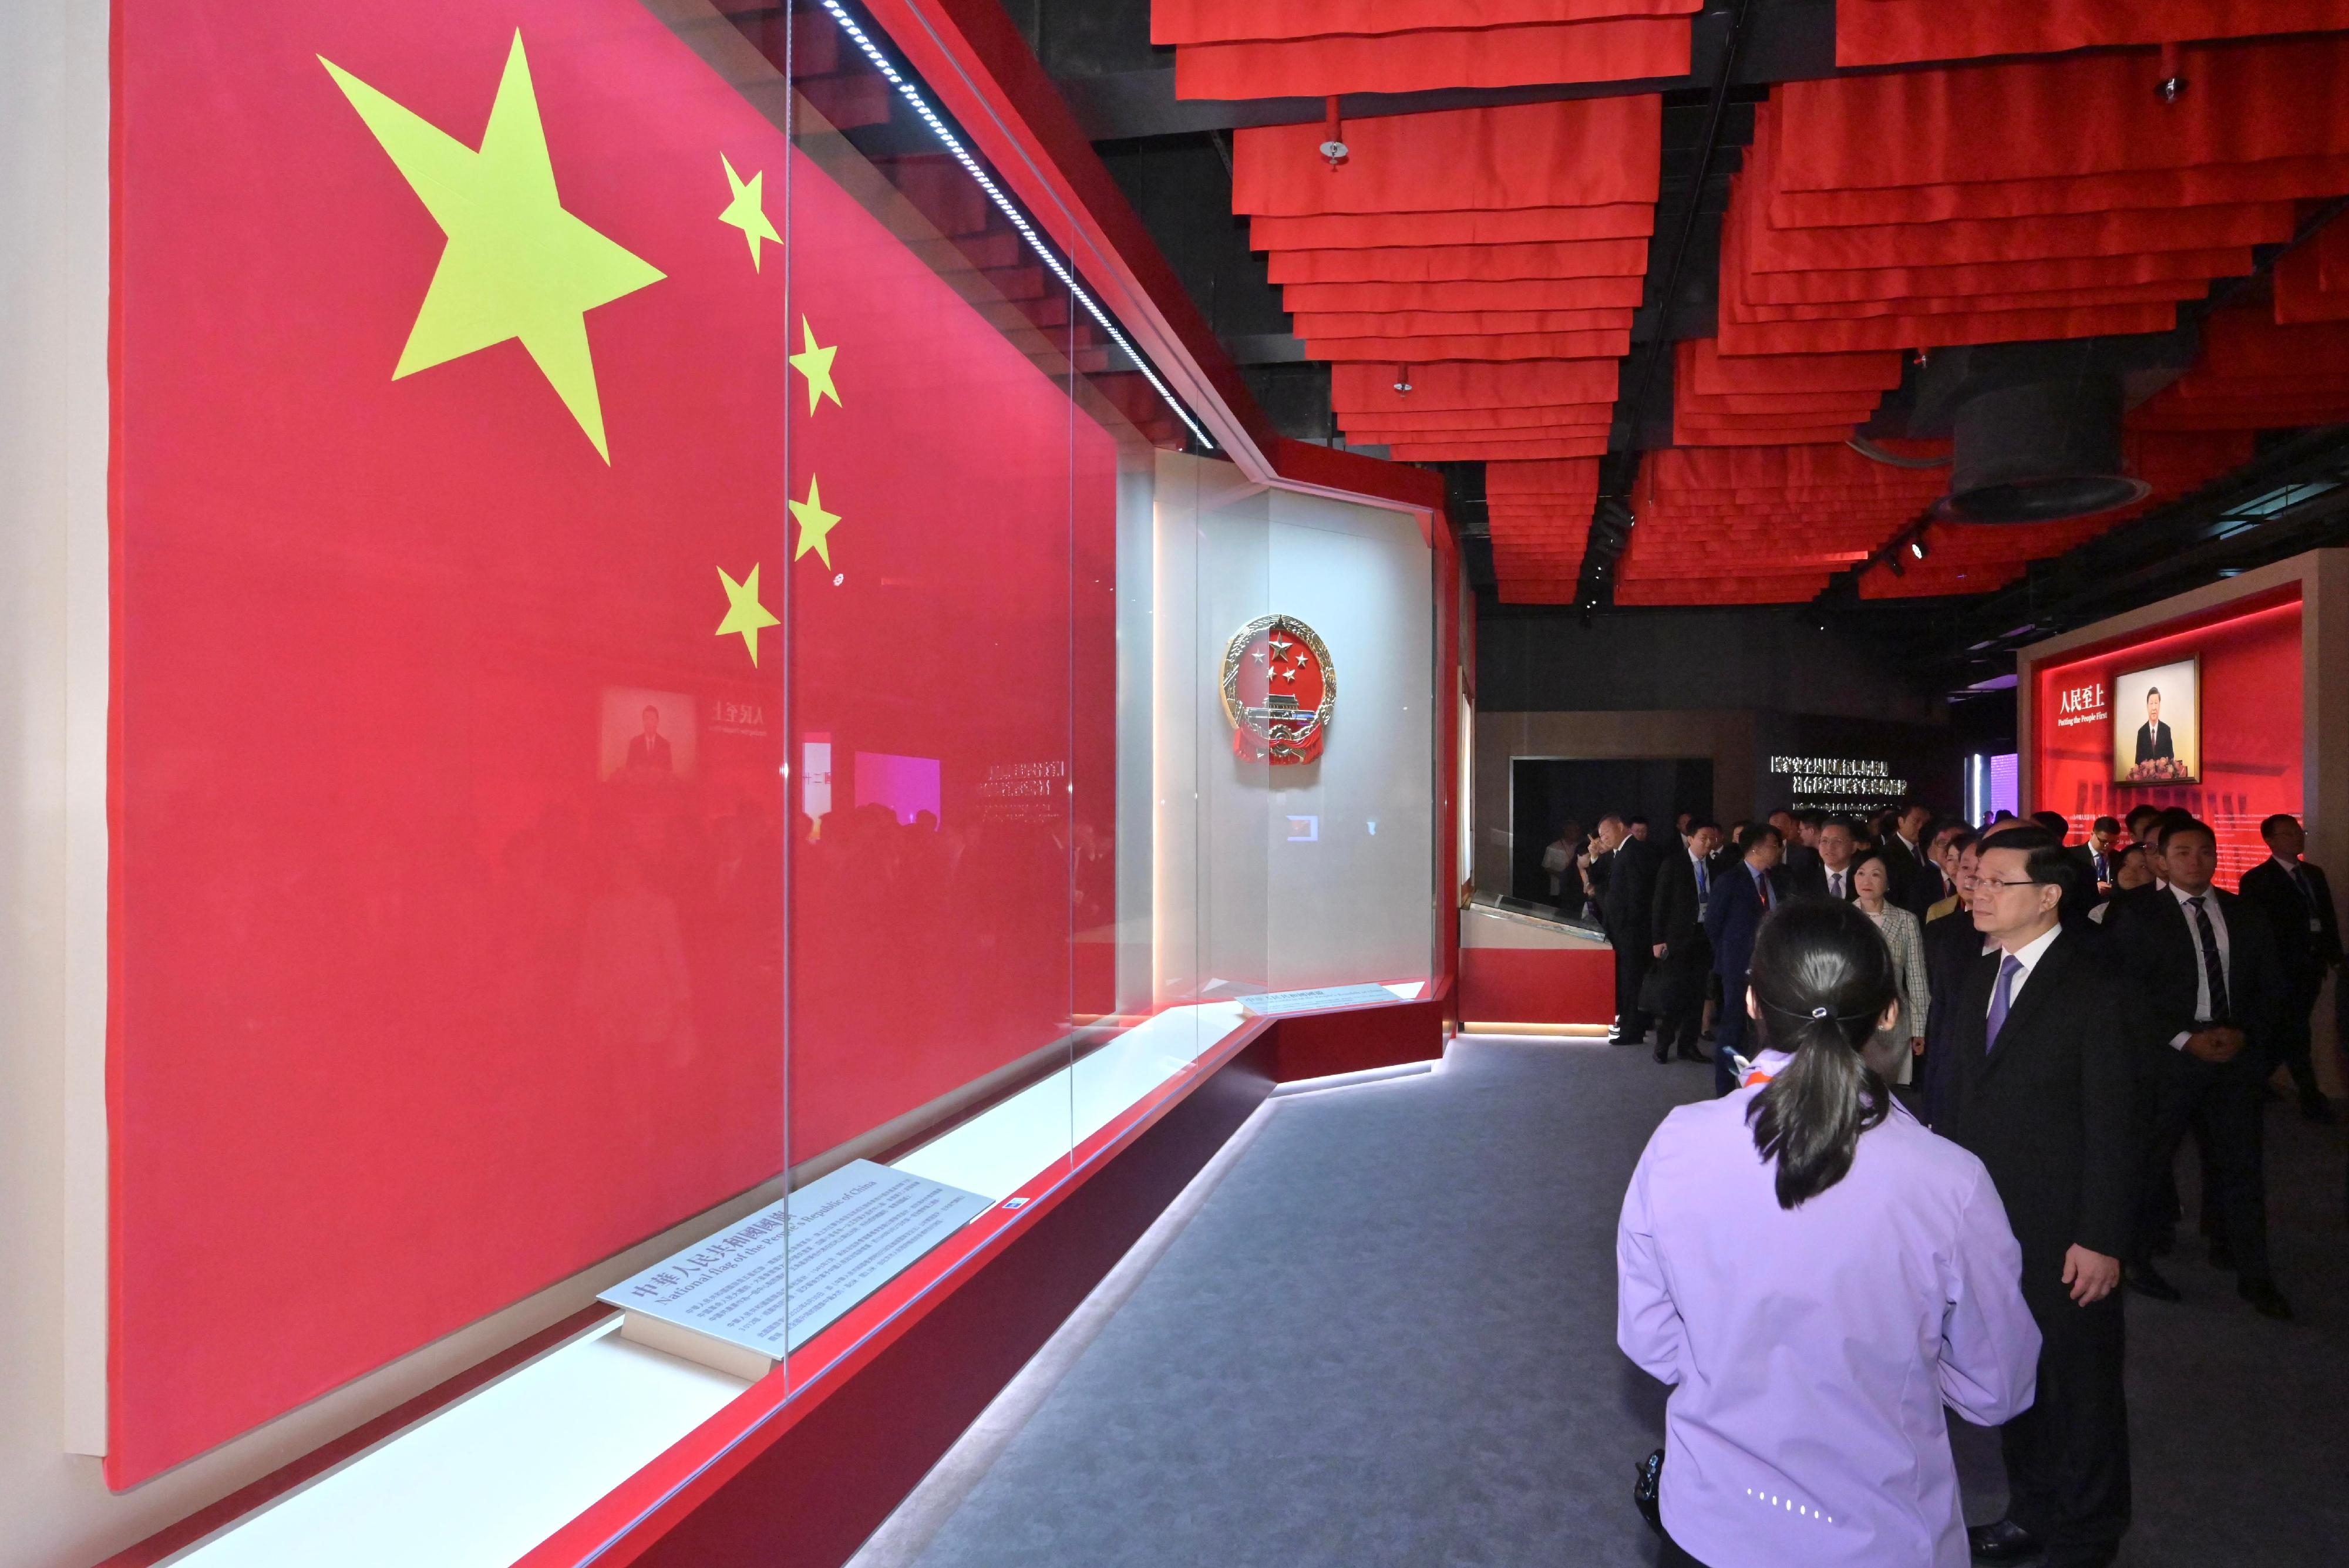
[2168,881,2232,1048]
[1985,922,2064,1015]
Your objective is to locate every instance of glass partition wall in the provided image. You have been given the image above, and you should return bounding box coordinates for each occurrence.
[105,0,1437,1505]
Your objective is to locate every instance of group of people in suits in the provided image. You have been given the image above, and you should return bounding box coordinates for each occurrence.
[1611,798,2344,1568]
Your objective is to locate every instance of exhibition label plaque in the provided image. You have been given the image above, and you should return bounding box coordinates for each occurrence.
[601,1160,994,1378]
[1239,983,1399,1017]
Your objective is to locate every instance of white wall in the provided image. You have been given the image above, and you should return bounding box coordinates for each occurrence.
[4,0,119,1552]
[1151,453,1435,1002]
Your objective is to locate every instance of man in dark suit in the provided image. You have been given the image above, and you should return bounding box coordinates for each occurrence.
[1792,816,1860,903]
[1918,830,1988,1125]
[1882,799,1937,916]
[1937,828,2138,1568]
[1647,819,1720,1065]
[1703,822,1785,1097]
[1597,814,1663,1047]
[2108,817,2293,1318]
[2069,815,2123,901]
[2133,688,2175,766]
[2239,812,2342,1122]
[626,705,673,772]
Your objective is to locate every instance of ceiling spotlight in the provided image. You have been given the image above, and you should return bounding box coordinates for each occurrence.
[1909,537,1929,561]
[1393,364,1412,395]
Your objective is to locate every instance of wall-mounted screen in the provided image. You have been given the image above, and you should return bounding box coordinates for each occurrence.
[2113,656,2200,784]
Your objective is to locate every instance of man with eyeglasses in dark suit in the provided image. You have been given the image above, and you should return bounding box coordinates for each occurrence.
[1937,827,2137,1568]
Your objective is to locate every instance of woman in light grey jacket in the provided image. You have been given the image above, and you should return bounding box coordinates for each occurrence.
[1850,849,1930,1085]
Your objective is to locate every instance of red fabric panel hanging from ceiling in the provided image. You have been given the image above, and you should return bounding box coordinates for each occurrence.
[1681,339,1906,395]
[2273,228,2349,322]
[1295,309,1636,338]
[1679,389,1884,415]
[1232,96,1663,216]
[1668,422,1866,446]
[1345,402,1615,432]
[1153,0,1697,42]
[1488,458,1602,496]
[1725,280,2208,322]
[2129,298,2349,424]
[1369,425,1615,449]
[1389,436,1611,459]
[1742,200,2293,274]
[1284,277,1649,312]
[1647,442,1948,495]
[1764,42,2349,229]
[1715,301,2179,356]
[1174,17,1692,97]
[1741,247,2253,305]
[1251,206,1655,250]
[1306,328,1632,361]
[1673,408,1882,430]
[1836,0,2349,70]
[1332,360,1620,411]
[1266,238,1651,284]
[2202,298,2349,376]
[1615,576,1836,605]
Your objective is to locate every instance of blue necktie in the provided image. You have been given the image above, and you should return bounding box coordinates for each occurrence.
[1696,860,1709,903]
[1985,954,2023,1054]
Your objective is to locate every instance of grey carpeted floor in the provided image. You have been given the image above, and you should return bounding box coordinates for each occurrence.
[892,1038,2348,1568]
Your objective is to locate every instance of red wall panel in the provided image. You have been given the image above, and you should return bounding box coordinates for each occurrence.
[2031,592,2304,886]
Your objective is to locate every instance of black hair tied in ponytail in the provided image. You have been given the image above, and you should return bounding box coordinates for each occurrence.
[1744,899,1897,1209]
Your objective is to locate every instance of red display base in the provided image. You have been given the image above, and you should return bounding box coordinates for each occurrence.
[1459,945,1616,1029]
[103,996,1446,1568]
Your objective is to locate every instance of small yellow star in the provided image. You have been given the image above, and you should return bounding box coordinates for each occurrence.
[790,476,842,567]
[789,318,841,415]
[715,563,779,665]
[717,152,779,271]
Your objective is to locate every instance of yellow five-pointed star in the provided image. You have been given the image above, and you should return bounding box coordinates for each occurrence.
[789,318,842,415]
[322,32,664,463]
[718,153,779,271]
[715,564,780,665]
[790,476,843,567]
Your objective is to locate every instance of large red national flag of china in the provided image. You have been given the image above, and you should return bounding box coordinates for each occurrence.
[114,0,1105,1484]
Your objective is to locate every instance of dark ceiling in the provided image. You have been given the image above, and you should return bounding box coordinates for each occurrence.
[998,0,2349,706]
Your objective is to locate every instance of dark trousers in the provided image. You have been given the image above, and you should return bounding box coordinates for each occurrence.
[1657,1529,1712,1567]
[1660,992,1705,1058]
[2134,1047,2271,1281]
[1711,974,1749,1096]
[2272,975,2326,1106]
[2003,1284,2130,1567]
[1611,937,1653,1042]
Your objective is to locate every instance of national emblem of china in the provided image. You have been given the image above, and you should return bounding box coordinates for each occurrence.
[1221,614,1335,765]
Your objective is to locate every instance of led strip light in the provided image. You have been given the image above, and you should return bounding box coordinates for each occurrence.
[820,0,1216,451]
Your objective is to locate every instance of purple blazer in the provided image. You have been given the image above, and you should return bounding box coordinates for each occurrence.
[1618,1075,2040,1567]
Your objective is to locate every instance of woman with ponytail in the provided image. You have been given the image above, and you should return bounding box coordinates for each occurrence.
[1617,899,2041,1567]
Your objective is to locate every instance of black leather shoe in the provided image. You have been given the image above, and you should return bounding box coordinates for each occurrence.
[2123,1261,2182,1303]
[2240,1278,2294,1320]
[1678,1045,1713,1064]
[1653,1038,1670,1064]
[1967,1518,2044,1563]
